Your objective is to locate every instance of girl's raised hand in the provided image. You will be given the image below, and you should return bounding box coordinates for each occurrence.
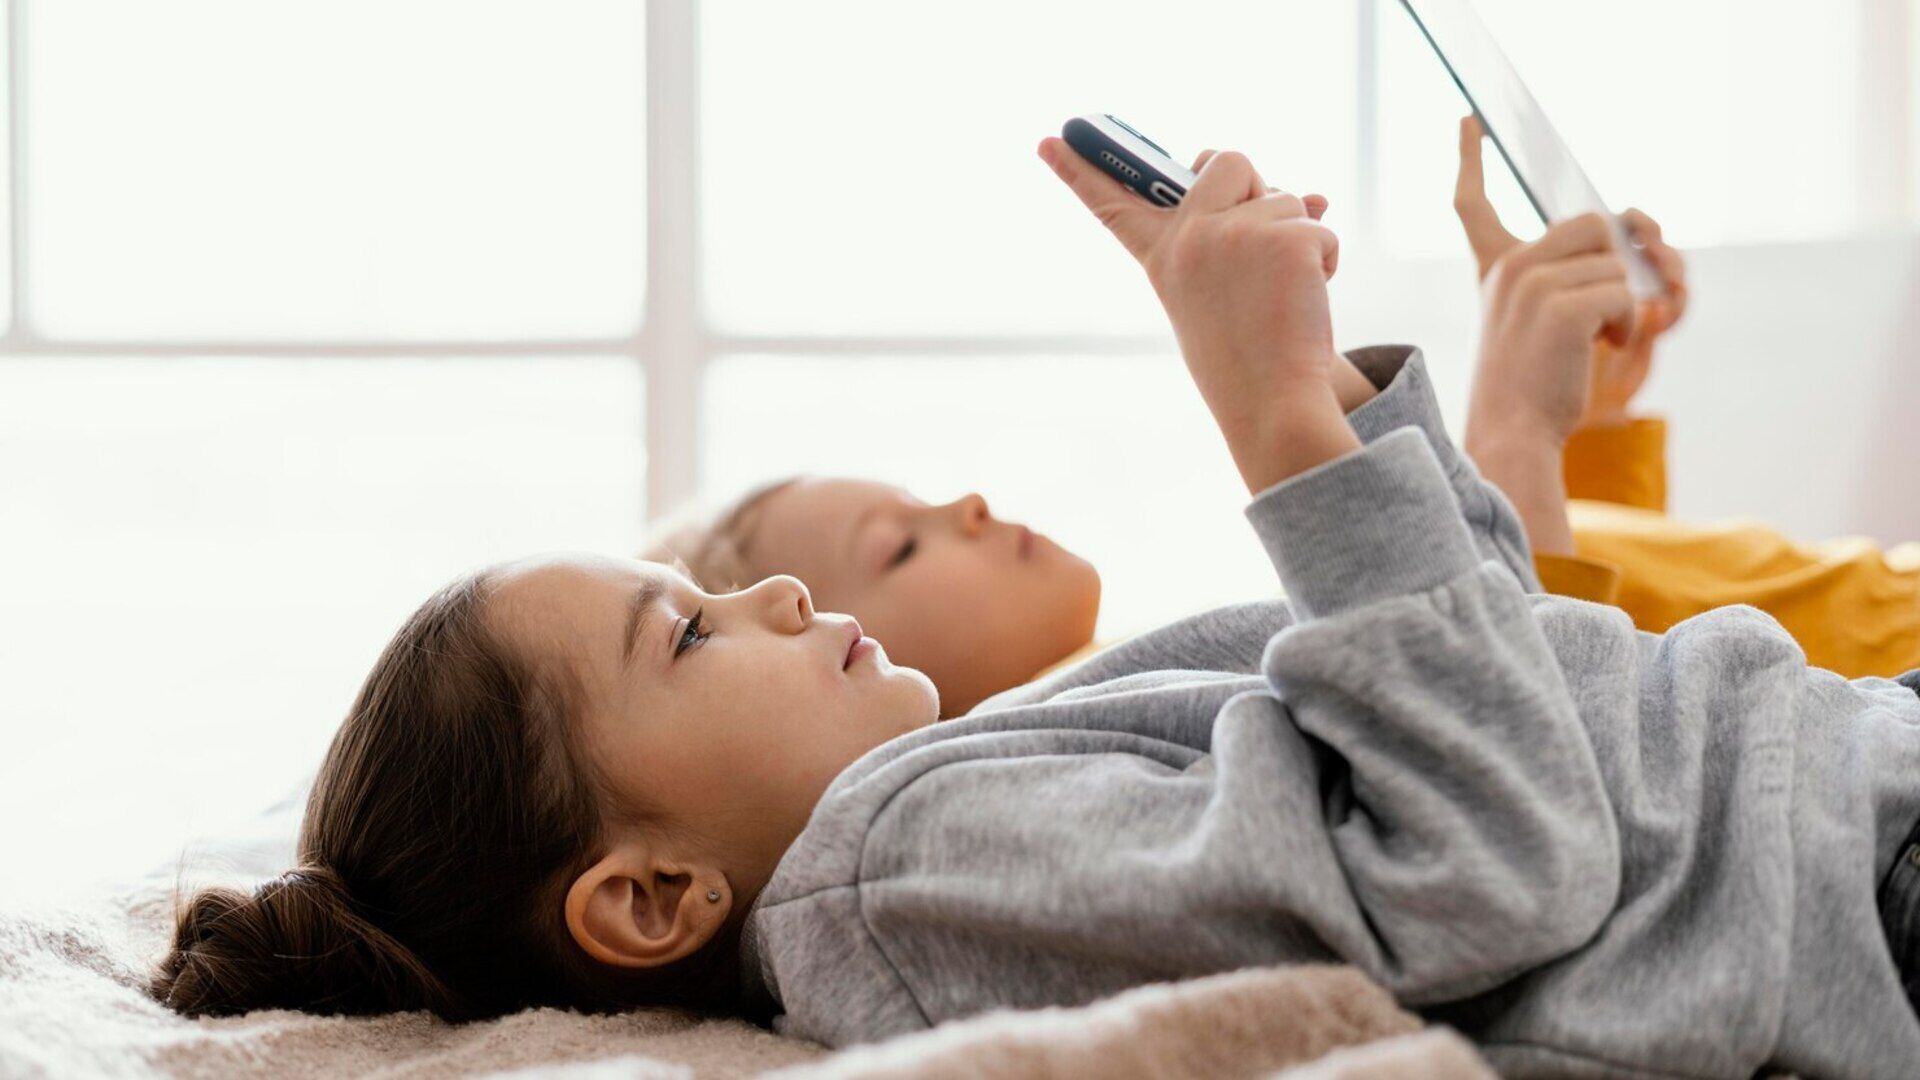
[1038,136,1359,494]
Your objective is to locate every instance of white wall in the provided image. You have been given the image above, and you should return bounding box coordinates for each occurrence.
[1334,231,1920,546]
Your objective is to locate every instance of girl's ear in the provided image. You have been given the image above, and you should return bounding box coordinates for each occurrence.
[564,843,731,969]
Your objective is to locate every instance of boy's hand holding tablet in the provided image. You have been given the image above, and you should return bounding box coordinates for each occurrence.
[1453,116,1687,554]
[1037,135,1363,497]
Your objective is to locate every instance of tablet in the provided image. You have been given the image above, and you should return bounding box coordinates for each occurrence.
[1396,0,1665,297]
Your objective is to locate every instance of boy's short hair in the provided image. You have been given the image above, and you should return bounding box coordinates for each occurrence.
[638,476,799,593]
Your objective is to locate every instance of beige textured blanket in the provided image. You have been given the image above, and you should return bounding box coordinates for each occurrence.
[0,795,1492,1079]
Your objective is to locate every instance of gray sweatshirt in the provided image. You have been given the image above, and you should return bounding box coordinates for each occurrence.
[739,348,1920,1079]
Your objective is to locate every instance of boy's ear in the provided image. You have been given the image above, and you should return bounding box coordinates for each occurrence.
[564,842,731,970]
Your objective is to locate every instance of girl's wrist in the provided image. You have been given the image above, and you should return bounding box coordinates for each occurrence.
[1226,382,1363,496]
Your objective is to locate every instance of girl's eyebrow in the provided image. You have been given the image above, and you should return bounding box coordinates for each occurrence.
[622,578,669,668]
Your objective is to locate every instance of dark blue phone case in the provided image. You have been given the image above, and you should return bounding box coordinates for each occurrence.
[1062,116,1188,207]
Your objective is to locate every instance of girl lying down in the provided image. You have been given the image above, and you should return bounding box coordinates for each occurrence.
[155,137,1920,1079]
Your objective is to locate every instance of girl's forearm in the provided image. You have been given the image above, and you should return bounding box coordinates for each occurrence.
[1219,374,1364,497]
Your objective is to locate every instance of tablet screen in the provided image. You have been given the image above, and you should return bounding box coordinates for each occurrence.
[1396,0,1664,297]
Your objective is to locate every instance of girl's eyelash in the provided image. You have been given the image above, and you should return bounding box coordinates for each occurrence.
[887,537,917,568]
[674,608,711,657]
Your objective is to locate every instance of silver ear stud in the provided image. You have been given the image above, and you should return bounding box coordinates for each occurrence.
[707,890,721,903]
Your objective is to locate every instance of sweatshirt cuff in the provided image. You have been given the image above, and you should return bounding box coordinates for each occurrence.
[1343,346,1456,458]
[1246,427,1482,621]
[1533,552,1623,606]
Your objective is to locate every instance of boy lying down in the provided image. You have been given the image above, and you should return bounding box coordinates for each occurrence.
[156,135,1920,1079]
[651,119,1920,717]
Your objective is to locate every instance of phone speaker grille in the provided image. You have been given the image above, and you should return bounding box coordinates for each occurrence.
[1099,150,1142,182]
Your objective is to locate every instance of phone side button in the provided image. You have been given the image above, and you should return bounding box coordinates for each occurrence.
[1148,180,1182,207]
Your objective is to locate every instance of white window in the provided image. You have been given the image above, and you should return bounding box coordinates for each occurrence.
[1375,0,1881,255]
[2,0,1915,887]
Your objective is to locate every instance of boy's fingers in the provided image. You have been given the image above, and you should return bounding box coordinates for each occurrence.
[1529,252,1628,292]
[1620,206,1690,310]
[1454,115,1520,277]
[1509,212,1614,271]
[1038,136,1166,260]
[1621,207,1663,244]
[1642,234,1688,296]
[1184,150,1266,213]
[1191,149,1217,172]
[1565,279,1637,343]
[1646,278,1689,332]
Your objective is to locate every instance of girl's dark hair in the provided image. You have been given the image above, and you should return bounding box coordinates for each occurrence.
[152,573,743,1021]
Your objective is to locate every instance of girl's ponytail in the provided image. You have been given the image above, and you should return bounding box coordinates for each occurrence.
[156,865,453,1017]
[153,572,746,1023]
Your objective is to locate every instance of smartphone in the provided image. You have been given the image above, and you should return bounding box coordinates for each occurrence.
[1062,114,1197,208]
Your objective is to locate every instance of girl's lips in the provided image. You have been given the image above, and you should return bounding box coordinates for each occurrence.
[842,618,867,669]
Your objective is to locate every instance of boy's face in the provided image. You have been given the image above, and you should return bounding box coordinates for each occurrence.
[746,479,1101,716]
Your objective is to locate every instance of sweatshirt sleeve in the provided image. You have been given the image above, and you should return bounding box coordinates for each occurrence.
[1562,417,1668,512]
[1243,427,1620,999]
[1533,550,1624,606]
[1343,346,1543,591]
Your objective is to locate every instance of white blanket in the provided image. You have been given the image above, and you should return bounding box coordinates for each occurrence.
[0,794,1493,1079]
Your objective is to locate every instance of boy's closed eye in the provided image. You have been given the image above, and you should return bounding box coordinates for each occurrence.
[887,537,917,569]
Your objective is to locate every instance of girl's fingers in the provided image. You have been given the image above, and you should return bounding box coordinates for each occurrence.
[1234,189,1311,221]
[1454,115,1521,277]
[1038,136,1168,260]
[1187,148,1321,218]
[1184,150,1267,213]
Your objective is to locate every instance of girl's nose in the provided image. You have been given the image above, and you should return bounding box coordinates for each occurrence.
[751,574,813,633]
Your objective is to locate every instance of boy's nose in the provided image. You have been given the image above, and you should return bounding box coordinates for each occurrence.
[954,493,989,537]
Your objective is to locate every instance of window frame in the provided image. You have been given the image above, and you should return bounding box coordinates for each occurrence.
[0,0,1911,521]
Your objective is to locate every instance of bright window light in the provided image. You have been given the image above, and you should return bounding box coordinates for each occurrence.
[24,0,647,340]
[700,0,1358,336]
[1376,0,1866,255]
[0,357,645,886]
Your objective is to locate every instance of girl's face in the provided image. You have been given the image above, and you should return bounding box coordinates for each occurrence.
[745,480,1102,716]
[488,554,938,871]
